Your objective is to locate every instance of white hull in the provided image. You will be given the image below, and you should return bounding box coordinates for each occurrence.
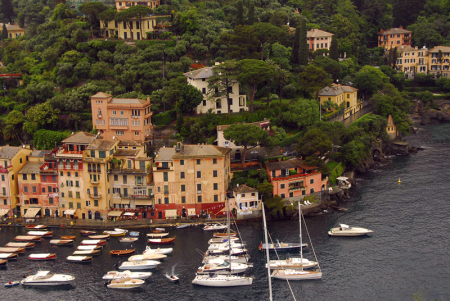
[203,255,250,264]
[119,260,161,270]
[21,281,74,286]
[21,272,75,286]
[192,274,253,287]
[176,224,189,229]
[328,224,373,236]
[271,270,322,280]
[203,224,227,231]
[107,278,144,289]
[129,254,166,261]
[143,247,173,255]
[267,258,318,270]
[103,271,152,280]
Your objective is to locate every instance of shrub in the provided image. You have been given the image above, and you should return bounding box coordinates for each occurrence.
[152,110,177,126]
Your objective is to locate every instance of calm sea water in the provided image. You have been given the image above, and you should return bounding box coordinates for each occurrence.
[0,124,449,301]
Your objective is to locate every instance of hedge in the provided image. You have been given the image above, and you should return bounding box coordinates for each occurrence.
[329,162,344,186]
[279,132,302,147]
[152,110,177,126]
[33,129,72,150]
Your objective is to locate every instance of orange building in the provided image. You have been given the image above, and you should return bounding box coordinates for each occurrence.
[378,27,412,49]
[265,158,327,201]
[91,92,153,142]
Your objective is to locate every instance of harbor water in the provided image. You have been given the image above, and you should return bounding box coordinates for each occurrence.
[0,123,449,301]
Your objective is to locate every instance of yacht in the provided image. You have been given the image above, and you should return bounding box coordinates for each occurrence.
[197,260,250,275]
[118,260,161,270]
[203,223,227,231]
[328,224,373,236]
[267,257,318,270]
[21,271,75,286]
[106,278,145,289]
[102,270,152,280]
[192,274,253,287]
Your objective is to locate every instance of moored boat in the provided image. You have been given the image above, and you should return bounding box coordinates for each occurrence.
[203,223,227,231]
[72,249,101,256]
[128,253,167,261]
[192,274,253,287]
[259,240,307,251]
[88,234,110,240]
[129,232,140,237]
[328,224,373,236]
[106,278,145,289]
[28,253,56,260]
[0,253,18,260]
[266,257,318,270]
[119,237,138,243]
[4,281,20,287]
[271,269,323,280]
[6,242,35,248]
[25,225,47,230]
[0,247,25,254]
[197,260,250,275]
[50,239,74,246]
[21,271,75,286]
[60,236,76,240]
[0,259,7,267]
[80,230,96,236]
[213,232,237,238]
[110,249,136,256]
[143,246,173,255]
[118,260,161,270]
[81,239,106,246]
[66,256,92,263]
[102,270,152,280]
[103,228,127,237]
[155,227,165,231]
[14,235,41,242]
[208,237,239,244]
[146,233,169,238]
[176,224,189,229]
[202,254,250,264]
[147,236,176,244]
[27,231,53,237]
[77,245,103,251]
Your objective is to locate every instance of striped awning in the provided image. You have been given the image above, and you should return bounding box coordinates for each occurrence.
[123,212,135,216]
[121,200,130,205]
[0,209,9,216]
[64,209,76,215]
[108,211,123,217]
[23,208,41,218]
[165,209,177,218]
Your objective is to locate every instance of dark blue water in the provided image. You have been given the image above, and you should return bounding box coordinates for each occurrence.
[1,124,449,300]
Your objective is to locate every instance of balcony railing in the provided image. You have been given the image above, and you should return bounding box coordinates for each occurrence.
[90,179,100,184]
[88,193,102,199]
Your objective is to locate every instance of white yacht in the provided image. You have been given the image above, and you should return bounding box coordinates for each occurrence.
[143,246,173,255]
[21,271,75,286]
[197,260,249,275]
[106,278,144,289]
[128,253,167,261]
[203,223,227,231]
[192,274,253,287]
[118,260,161,270]
[102,270,152,280]
[266,257,318,270]
[202,254,250,264]
[328,224,373,236]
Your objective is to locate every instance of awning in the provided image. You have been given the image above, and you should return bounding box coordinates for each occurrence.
[108,211,123,217]
[64,209,76,215]
[165,209,177,218]
[135,200,153,206]
[188,208,196,216]
[121,200,130,205]
[123,212,135,216]
[112,199,122,204]
[23,208,41,218]
[0,209,10,216]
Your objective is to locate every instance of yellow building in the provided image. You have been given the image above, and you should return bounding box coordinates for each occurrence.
[152,142,231,219]
[317,84,362,119]
[427,46,450,78]
[0,146,32,218]
[82,139,119,220]
[115,0,160,12]
[101,15,171,40]
[396,45,429,79]
[0,23,25,39]
[386,115,397,139]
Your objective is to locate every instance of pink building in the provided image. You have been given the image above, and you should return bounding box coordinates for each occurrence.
[265,158,327,200]
[91,92,153,142]
[378,27,412,49]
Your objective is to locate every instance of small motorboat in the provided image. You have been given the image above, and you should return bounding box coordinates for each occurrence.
[143,246,173,255]
[88,234,110,240]
[110,249,136,256]
[146,233,169,238]
[81,239,106,246]
[213,232,236,238]
[203,223,227,231]
[197,260,250,275]
[4,281,20,287]
[147,236,176,244]
[77,245,102,251]
[0,247,25,254]
[129,232,140,237]
[25,225,47,230]
[165,274,179,282]
[102,270,152,280]
[176,224,189,229]
[0,253,18,260]
[336,176,352,189]
[128,253,167,261]
[80,230,96,236]
[28,253,56,261]
[259,240,307,251]
[155,228,165,231]
[328,224,373,236]
[21,271,75,286]
[106,277,145,289]
[104,228,127,237]
[119,237,138,243]
[60,236,76,240]
[27,231,53,237]
[66,256,92,263]
[208,237,239,244]
[72,249,101,256]
[14,235,41,242]
[118,260,161,270]
[50,239,74,246]
[6,242,35,248]
[0,259,7,267]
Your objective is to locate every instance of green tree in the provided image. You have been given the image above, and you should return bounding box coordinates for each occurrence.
[298,64,332,98]
[329,38,338,61]
[298,18,308,66]
[257,181,274,200]
[23,101,61,134]
[179,84,203,115]
[124,5,152,40]
[223,123,270,168]
[207,60,239,115]
[279,98,320,130]
[272,65,291,103]
[296,128,332,172]
[291,26,300,64]
[3,110,25,143]
[247,1,255,25]
[237,59,273,112]
[354,72,382,100]
[1,0,14,24]
[79,2,108,39]
[1,23,8,41]
[98,7,117,38]
[252,22,282,60]
[236,0,244,26]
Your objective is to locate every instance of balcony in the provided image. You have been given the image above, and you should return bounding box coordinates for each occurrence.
[56,149,83,158]
[98,114,102,118]
[88,193,102,199]
[90,178,100,184]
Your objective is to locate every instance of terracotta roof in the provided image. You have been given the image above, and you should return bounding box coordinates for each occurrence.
[87,139,116,150]
[0,146,22,159]
[18,162,42,174]
[62,132,97,144]
[307,29,334,38]
[91,92,112,98]
[233,184,258,193]
[173,145,230,159]
[387,115,395,127]
[183,66,214,79]
[156,148,176,161]
[110,98,148,105]
[318,83,357,96]
[429,46,450,53]
[30,150,51,157]
[118,140,142,147]
[114,149,140,156]
[397,45,417,53]
[378,28,412,35]
[265,158,317,171]
[0,23,24,31]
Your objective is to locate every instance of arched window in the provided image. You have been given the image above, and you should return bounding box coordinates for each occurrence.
[93,164,96,172]
[66,159,70,167]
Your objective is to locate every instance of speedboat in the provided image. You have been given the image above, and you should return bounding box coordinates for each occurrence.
[50,239,73,246]
[27,231,53,237]
[197,260,250,275]
[119,237,138,243]
[203,223,227,231]
[0,253,18,260]
[129,253,167,261]
[88,234,110,240]
[0,247,24,254]
[21,271,75,286]
[28,253,56,261]
[118,260,161,270]
[165,274,179,282]
[14,235,41,242]
[66,256,92,263]
[266,257,318,270]
[6,242,35,248]
[176,224,189,229]
[143,246,173,255]
[102,270,152,280]
[336,176,352,189]
[129,232,140,237]
[25,225,47,230]
[81,239,106,246]
[4,281,20,287]
[328,224,373,236]
[106,277,144,289]
[192,274,253,287]
[271,269,322,280]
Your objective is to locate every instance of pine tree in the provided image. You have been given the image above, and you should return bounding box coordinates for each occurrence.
[299,18,308,66]
[330,38,338,61]
[1,23,8,41]
[236,0,244,26]
[248,1,255,25]
[291,27,300,64]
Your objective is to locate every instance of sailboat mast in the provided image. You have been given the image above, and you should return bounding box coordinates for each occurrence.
[262,198,273,301]
[299,202,303,271]
[227,196,231,268]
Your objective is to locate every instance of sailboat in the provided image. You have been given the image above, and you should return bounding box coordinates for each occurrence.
[192,197,253,287]
[271,203,322,280]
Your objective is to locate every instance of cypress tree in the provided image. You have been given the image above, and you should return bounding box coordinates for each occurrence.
[1,23,8,41]
[330,38,338,61]
[248,1,255,25]
[236,0,244,26]
[291,27,300,64]
[298,18,308,66]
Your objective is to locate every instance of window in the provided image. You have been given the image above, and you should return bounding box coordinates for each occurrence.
[99,151,106,158]
[197,183,201,193]
[202,88,206,94]
[213,158,217,164]
[123,188,128,197]
[180,160,184,166]
[114,175,118,181]
[68,172,71,177]
[24,186,28,193]
[1,175,4,181]
[280,184,285,189]
[77,203,81,209]
[123,175,127,184]
[310,179,314,184]
[94,200,98,206]
[181,196,186,203]
[180,172,185,179]
[272,170,276,178]
[75,172,78,177]
[181,185,185,192]
[23,174,27,180]
[164,185,169,195]
[164,172,168,181]
[68,191,73,198]
[20,158,22,164]
[213,170,217,177]
[164,197,169,204]
[90,150,95,158]
[197,171,201,178]
[213,183,218,190]
[86,200,90,206]
[76,192,80,198]
[3,199,6,205]
[281,193,285,198]
[214,195,218,202]
[32,186,37,193]
[197,159,200,165]
[310,188,314,194]
[76,181,79,187]
[69,202,73,209]
[202,99,206,106]
[42,187,46,193]
[251,193,255,196]
[198,196,202,203]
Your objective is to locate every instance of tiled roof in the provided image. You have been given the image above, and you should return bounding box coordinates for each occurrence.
[30,150,51,157]
[429,46,450,53]
[87,139,116,150]
[91,92,112,98]
[114,149,140,156]
[18,162,42,174]
[307,29,334,38]
[318,83,357,96]
[387,115,395,127]
[183,66,214,79]
[118,140,142,147]
[378,28,412,35]
[265,158,316,171]
[110,98,148,104]
[233,184,258,193]
[156,148,176,161]
[173,145,230,158]
[0,23,24,31]
[62,132,97,144]
[0,146,21,159]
